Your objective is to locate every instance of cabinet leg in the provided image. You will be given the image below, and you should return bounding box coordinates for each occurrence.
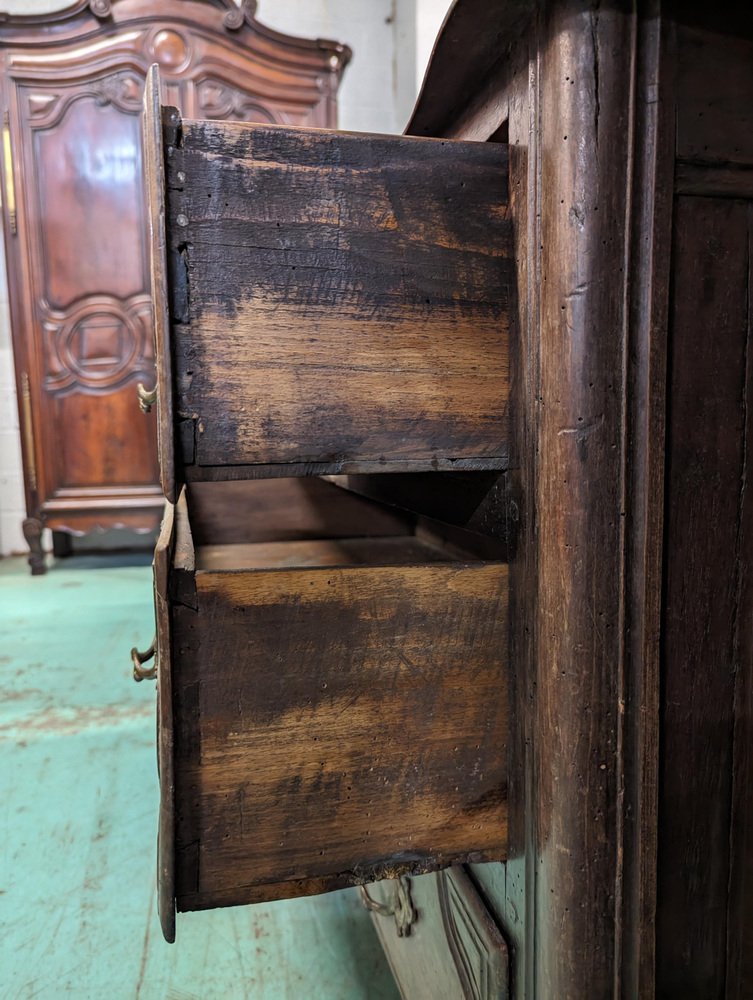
[52,531,73,559]
[22,517,46,576]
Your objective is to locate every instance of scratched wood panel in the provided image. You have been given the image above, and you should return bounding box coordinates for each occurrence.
[166,119,512,477]
[170,506,508,908]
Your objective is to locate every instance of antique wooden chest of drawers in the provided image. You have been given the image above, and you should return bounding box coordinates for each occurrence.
[137,66,511,943]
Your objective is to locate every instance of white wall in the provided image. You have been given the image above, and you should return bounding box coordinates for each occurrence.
[264,0,407,135]
[416,0,452,95]
[0,0,451,555]
[0,231,25,555]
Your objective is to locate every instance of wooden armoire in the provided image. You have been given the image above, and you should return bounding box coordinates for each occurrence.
[0,0,349,573]
[133,1,753,997]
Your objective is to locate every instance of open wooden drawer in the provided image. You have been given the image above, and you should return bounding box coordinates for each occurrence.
[142,67,512,503]
[148,477,508,941]
[139,66,510,944]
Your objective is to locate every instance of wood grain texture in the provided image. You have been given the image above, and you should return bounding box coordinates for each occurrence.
[532,6,635,996]
[657,197,752,998]
[195,535,454,572]
[725,202,753,1000]
[675,22,753,167]
[143,66,175,504]
[167,119,512,477]
[675,161,753,200]
[154,498,176,943]
[186,477,413,547]
[392,3,753,998]
[170,492,508,909]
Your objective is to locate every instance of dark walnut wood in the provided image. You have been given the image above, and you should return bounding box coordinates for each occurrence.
[0,0,350,571]
[397,1,753,998]
[140,1,753,990]
[657,200,753,997]
[159,480,508,921]
[140,59,512,950]
[156,116,511,483]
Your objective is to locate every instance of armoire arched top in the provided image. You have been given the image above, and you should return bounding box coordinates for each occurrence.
[0,0,351,125]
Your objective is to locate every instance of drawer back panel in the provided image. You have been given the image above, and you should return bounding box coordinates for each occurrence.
[185,478,413,546]
[164,119,512,483]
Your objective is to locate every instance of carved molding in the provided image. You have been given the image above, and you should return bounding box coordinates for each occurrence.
[40,294,153,396]
[221,0,258,32]
[27,93,60,120]
[438,870,508,1000]
[196,77,279,123]
[95,69,144,112]
[25,72,144,131]
[0,2,351,75]
[88,0,112,18]
[146,27,192,73]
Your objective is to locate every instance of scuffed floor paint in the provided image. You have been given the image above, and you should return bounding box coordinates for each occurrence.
[0,554,399,1000]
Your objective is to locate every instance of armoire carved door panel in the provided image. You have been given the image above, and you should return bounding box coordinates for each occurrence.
[0,0,350,573]
[17,74,157,507]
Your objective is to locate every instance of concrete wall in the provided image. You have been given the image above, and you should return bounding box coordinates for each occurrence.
[0,0,451,555]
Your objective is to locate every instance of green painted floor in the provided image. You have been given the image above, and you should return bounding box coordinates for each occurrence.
[0,553,400,1000]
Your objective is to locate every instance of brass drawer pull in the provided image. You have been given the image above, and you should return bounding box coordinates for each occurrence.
[132,638,157,681]
[359,877,416,937]
[137,382,158,413]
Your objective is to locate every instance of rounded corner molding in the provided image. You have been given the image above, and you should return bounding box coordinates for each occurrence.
[88,0,112,19]
[149,28,191,73]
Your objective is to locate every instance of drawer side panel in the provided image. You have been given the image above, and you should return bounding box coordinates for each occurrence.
[168,120,512,476]
[172,562,508,907]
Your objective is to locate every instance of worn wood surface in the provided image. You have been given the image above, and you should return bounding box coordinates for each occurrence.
[195,536,455,572]
[656,197,752,998]
[153,498,176,943]
[185,478,412,547]
[166,119,511,478]
[528,6,638,996]
[390,3,753,998]
[143,67,175,504]
[411,8,669,995]
[170,493,508,911]
[407,0,533,140]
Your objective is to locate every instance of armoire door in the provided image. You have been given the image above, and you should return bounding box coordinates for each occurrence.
[0,0,350,573]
